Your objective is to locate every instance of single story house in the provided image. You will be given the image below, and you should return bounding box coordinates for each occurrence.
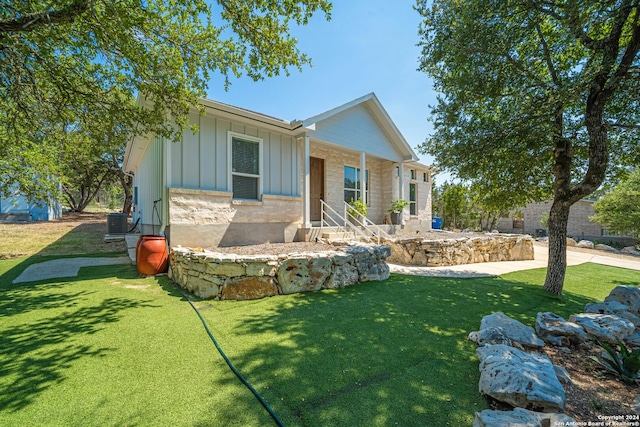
[123,93,434,248]
[0,191,62,222]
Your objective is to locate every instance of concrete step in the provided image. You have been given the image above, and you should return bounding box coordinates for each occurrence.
[322,232,355,239]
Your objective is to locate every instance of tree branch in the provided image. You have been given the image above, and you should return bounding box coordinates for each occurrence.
[0,0,90,33]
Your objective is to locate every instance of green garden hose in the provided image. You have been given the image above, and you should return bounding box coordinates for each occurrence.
[177,287,285,427]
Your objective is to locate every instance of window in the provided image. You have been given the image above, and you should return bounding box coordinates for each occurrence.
[409,183,417,215]
[410,169,416,180]
[423,172,427,182]
[344,166,369,204]
[228,132,262,200]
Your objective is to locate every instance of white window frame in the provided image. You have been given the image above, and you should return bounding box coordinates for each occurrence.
[343,165,369,205]
[227,131,263,200]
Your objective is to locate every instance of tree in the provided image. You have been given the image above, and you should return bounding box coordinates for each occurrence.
[1,0,332,202]
[592,169,640,237]
[417,0,640,294]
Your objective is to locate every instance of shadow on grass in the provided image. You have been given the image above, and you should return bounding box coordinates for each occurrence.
[195,271,600,426]
[0,264,157,413]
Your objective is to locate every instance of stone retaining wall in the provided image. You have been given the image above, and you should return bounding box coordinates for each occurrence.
[384,234,534,266]
[168,244,391,300]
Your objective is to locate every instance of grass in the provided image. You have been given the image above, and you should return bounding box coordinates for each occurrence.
[2,249,639,426]
[0,211,126,259]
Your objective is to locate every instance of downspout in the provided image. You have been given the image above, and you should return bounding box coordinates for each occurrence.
[159,136,170,237]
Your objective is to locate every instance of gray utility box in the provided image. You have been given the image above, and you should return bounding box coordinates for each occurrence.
[107,213,128,235]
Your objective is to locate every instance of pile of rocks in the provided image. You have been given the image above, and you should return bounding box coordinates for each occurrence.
[168,244,391,300]
[568,238,640,256]
[471,285,640,426]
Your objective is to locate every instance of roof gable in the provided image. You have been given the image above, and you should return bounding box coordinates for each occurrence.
[303,93,418,162]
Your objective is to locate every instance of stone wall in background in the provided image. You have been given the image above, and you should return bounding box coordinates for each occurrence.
[168,244,391,300]
[384,234,534,266]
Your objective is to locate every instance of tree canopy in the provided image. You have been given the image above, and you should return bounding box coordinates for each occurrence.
[417,0,640,294]
[0,0,331,202]
[592,168,640,237]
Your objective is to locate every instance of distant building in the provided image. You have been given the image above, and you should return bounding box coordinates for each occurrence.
[0,191,62,223]
[496,200,636,245]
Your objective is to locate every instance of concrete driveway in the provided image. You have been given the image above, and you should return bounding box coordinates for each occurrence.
[389,244,640,278]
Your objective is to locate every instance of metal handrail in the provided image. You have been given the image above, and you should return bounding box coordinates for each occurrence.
[319,199,349,236]
[342,201,392,244]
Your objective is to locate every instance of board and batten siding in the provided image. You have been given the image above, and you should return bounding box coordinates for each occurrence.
[133,135,164,227]
[168,111,300,197]
[308,104,404,162]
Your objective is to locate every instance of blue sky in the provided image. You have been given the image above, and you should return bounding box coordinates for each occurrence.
[206,1,438,168]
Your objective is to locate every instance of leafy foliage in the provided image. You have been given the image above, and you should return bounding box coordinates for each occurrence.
[0,0,332,203]
[417,0,640,294]
[592,340,640,384]
[347,199,368,218]
[592,169,640,237]
[388,199,410,213]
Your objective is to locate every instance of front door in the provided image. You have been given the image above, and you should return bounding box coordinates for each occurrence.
[310,157,324,222]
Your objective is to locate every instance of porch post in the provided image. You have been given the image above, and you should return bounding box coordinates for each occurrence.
[303,136,311,228]
[360,152,366,204]
[398,162,405,201]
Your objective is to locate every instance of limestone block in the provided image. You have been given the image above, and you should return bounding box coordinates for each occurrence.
[605,285,640,315]
[245,261,278,277]
[197,284,220,299]
[566,237,578,246]
[477,344,566,411]
[535,312,588,346]
[577,240,595,249]
[277,258,316,294]
[479,312,544,348]
[206,262,246,277]
[325,263,360,288]
[221,276,278,300]
[569,313,635,344]
[473,408,575,427]
[509,237,534,261]
[309,256,333,288]
[331,252,354,266]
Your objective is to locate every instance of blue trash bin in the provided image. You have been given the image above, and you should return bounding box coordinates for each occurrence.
[432,217,443,229]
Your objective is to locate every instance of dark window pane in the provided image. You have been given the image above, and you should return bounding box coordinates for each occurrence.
[409,183,416,201]
[344,166,356,190]
[233,175,258,199]
[232,138,259,175]
[410,203,416,216]
[344,190,357,203]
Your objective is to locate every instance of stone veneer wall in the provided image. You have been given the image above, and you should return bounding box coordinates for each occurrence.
[168,187,303,247]
[168,244,391,300]
[384,234,534,266]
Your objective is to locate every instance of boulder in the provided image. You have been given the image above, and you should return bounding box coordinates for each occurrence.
[605,285,640,315]
[569,313,635,344]
[476,344,566,411]
[474,408,576,427]
[585,301,640,327]
[468,327,513,347]
[621,246,640,256]
[596,243,619,253]
[566,237,577,246]
[477,312,544,349]
[625,330,640,349]
[577,240,595,249]
[535,312,588,346]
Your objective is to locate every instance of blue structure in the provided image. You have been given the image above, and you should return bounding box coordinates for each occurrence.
[0,192,62,221]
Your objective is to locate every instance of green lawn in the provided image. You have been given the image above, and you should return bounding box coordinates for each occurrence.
[1,256,638,426]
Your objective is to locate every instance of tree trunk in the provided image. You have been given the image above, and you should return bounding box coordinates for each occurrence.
[543,200,570,295]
